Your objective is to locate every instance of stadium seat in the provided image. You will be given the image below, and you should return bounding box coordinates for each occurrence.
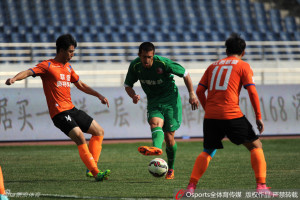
[210,31,223,41]
[293,32,300,41]
[284,16,298,33]
[250,32,264,41]
[0,33,6,43]
[269,9,283,33]
[279,32,291,41]
[253,2,269,33]
[197,32,208,42]
[81,33,90,42]
[265,32,279,41]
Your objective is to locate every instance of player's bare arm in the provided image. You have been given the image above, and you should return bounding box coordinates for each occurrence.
[125,86,140,104]
[5,69,34,85]
[246,85,264,134]
[196,85,207,110]
[74,80,109,108]
[183,73,199,110]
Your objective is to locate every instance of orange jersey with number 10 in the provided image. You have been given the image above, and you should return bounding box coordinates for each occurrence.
[29,59,79,118]
[199,56,255,120]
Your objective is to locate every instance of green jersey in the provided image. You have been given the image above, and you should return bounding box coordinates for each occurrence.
[124,55,186,106]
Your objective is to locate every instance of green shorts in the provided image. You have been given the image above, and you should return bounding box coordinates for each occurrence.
[147,95,182,132]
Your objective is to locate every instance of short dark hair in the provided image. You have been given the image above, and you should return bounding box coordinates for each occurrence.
[139,42,155,54]
[56,34,77,53]
[225,33,246,55]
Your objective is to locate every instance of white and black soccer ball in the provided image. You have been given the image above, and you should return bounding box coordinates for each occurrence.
[148,158,168,177]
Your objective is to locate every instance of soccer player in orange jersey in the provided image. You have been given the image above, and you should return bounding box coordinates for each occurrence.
[5,34,110,181]
[186,33,277,196]
[0,166,9,200]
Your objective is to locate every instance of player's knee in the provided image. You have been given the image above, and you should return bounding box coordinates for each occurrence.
[203,148,217,158]
[149,123,161,129]
[69,130,86,145]
[94,126,104,136]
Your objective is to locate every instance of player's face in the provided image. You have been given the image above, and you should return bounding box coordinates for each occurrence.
[139,50,154,68]
[62,45,75,63]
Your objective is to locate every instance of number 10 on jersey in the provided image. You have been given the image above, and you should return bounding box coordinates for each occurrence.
[209,65,233,91]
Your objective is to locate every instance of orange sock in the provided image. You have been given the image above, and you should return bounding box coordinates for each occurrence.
[77,144,99,176]
[0,166,5,195]
[189,152,212,185]
[88,135,103,164]
[250,148,266,184]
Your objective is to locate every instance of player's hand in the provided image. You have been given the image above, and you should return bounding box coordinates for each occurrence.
[5,78,15,85]
[189,92,199,110]
[256,119,264,134]
[99,96,109,108]
[132,95,140,104]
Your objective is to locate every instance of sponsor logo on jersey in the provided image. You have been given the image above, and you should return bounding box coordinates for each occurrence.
[140,79,163,85]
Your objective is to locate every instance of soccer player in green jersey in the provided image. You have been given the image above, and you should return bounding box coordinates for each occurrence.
[124,42,199,179]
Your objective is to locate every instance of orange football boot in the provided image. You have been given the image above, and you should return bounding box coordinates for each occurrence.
[165,169,174,179]
[138,146,163,156]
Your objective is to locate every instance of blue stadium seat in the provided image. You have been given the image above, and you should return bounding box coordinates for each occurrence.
[0,33,6,42]
[239,32,251,41]
[153,32,164,42]
[75,26,84,35]
[125,33,138,42]
[83,33,93,42]
[168,32,178,42]
[250,32,264,41]
[269,9,283,33]
[210,31,223,41]
[265,32,279,41]
[88,26,98,35]
[197,32,208,42]
[111,32,122,42]
[25,33,35,43]
[40,33,50,43]
[253,2,269,32]
[279,32,291,41]
[293,32,300,41]
[284,16,298,33]
[10,33,24,43]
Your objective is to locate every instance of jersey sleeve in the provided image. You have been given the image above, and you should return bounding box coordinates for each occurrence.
[241,63,255,88]
[160,57,186,77]
[124,62,138,87]
[29,61,49,77]
[247,85,262,120]
[69,64,79,83]
[198,67,210,89]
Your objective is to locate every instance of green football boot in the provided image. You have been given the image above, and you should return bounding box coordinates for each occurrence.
[86,169,110,180]
[95,169,111,182]
[86,169,94,178]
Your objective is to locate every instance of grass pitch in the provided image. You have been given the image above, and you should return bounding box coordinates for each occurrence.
[0,138,299,199]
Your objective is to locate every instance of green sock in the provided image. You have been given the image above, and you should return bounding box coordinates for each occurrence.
[166,142,177,170]
[151,127,164,149]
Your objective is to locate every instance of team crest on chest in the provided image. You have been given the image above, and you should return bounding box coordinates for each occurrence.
[156,67,163,74]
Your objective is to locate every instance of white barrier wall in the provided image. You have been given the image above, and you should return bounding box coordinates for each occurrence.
[0,85,299,141]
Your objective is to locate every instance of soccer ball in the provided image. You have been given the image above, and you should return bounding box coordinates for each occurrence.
[148,158,168,177]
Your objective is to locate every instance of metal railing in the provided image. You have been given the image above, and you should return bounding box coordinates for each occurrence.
[1,41,300,63]
[1,41,300,87]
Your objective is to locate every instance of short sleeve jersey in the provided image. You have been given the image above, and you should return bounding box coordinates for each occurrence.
[199,56,255,120]
[124,55,186,105]
[29,59,79,118]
